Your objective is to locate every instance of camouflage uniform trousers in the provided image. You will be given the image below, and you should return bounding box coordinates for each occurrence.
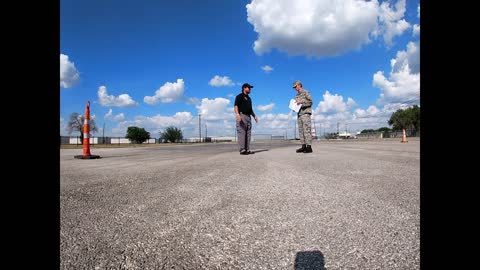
[298,114,312,145]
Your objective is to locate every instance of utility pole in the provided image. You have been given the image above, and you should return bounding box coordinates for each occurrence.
[205,123,207,139]
[337,122,339,134]
[103,123,105,144]
[198,114,202,143]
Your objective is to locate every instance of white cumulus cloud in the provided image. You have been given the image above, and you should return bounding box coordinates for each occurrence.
[246,0,379,58]
[392,41,419,74]
[246,0,412,58]
[373,0,411,47]
[258,113,292,130]
[98,86,138,107]
[346,97,357,108]
[144,79,185,105]
[373,41,420,105]
[412,24,420,36]
[209,75,234,87]
[257,103,275,112]
[113,113,125,122]
[196,98,231,120]
[315,90,356,114]
[60,54,80,88]
[104,108,125,121]
[261,65,273,73]
[185,97,199,105]
[104,109,113,119]
[354,105,381,118]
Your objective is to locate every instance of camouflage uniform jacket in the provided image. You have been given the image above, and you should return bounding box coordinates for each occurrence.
[295,88,313,116]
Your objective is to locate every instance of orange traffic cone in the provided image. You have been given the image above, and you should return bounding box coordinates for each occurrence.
[401,129,408,143]
[75,101,101,159]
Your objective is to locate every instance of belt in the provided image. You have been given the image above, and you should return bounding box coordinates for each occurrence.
[240,112,251,116]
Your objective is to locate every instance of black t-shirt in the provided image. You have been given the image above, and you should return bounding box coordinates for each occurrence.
[234,92,255,117]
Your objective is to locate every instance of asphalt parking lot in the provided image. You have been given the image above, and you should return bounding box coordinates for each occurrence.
[60,139,420,269]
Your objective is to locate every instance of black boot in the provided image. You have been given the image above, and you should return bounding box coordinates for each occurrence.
[303,145,313,153]
[296,144,306,153]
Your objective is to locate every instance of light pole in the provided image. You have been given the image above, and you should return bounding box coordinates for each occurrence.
[198,113,202,143]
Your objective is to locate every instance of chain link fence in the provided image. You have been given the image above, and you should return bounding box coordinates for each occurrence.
[61,129,419,145]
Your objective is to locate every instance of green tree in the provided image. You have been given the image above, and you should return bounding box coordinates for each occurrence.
[388,109,409,131]
[388,105,420,135]
[360,129,376,134]
[125,126,150,144]
[377,127,391,133]
[66,112,99,144]
[160,126,183,143]
[410,105,420,134]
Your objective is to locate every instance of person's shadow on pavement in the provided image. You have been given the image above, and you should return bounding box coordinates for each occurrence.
[294,250,325,270]
[248,149,268,154]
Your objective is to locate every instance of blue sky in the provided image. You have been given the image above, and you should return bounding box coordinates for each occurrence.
[60,0,420,139]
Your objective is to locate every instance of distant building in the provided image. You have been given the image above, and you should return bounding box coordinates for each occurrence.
[337,132,353,139]
[184,136,236,143]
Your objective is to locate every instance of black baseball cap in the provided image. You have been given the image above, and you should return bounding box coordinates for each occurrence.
[242,83,254,89]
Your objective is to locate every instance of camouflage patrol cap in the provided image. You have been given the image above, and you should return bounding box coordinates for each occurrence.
[292,80,302,88]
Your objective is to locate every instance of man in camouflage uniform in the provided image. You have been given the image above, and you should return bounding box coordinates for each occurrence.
[293,80,313,153]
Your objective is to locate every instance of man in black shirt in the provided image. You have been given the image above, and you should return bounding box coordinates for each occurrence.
[234,83,259,155]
